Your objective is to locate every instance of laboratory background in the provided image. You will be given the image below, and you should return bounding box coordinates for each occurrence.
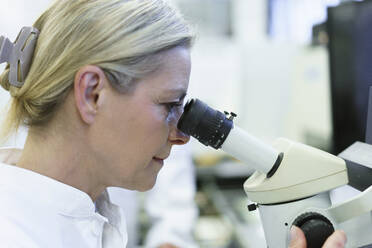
[0,0,369,247]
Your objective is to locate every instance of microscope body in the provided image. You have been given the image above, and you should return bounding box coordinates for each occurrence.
[176,98,372,248]
[244,138,372,247]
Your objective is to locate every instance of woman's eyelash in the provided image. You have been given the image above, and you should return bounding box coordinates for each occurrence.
[164,102,183,111]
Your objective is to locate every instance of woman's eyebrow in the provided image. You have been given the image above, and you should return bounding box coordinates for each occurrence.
[163,89,187,100]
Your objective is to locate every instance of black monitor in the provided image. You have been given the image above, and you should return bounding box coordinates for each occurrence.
[327,0,372,154]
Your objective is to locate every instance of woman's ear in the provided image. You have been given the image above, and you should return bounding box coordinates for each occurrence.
[74,65,107,124]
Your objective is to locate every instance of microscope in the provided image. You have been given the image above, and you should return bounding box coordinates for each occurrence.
[178,98,372,248]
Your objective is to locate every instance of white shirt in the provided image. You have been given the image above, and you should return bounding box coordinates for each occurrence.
[0,148,128,248]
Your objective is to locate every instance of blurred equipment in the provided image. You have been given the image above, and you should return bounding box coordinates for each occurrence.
[178,98,372,248]
[173,0,232,37]
[327,0,372,154]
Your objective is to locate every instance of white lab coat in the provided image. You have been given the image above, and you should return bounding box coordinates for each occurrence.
[0,148,128,248]
[108,144,199,248]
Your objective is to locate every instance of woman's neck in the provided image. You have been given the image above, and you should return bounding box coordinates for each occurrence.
[16,127,106,202]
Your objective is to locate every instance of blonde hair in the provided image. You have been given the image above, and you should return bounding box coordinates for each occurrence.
[0,0,194,140]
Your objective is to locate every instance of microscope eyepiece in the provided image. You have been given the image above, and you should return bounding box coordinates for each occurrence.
[177,99,233,149]
[178,98,281,175]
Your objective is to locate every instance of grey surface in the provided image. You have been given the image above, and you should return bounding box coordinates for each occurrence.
[338,142,372,191]
[365,87,372,144]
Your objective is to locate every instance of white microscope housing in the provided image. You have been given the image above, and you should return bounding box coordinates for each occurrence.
[178,98,372,248]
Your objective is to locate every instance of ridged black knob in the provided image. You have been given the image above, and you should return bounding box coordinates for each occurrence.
[292,212,334,248]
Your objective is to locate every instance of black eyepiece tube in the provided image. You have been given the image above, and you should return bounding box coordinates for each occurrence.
[177,99,233,149]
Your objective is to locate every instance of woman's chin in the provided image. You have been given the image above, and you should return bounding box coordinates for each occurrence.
[136,176,158,192]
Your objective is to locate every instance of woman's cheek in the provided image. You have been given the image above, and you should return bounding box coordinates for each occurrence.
[152,105,169,122]
[168,106,184,123]
[165,110,179,125]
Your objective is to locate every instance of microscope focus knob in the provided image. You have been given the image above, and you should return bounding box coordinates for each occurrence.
[292,212,334,248]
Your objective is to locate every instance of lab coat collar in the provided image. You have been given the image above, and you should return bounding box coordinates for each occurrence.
[0,147,101,218]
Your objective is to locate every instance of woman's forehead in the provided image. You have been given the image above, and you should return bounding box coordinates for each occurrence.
[142,48,191,94]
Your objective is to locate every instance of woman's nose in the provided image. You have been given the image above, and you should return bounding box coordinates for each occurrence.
[169,125,190,145]
[167,105,190,145]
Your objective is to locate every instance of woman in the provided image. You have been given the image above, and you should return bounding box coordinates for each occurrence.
[0,0,347,247]
[0,0,192,247]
